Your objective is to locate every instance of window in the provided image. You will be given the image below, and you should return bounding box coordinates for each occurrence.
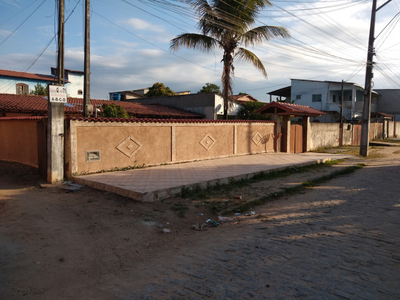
[16,83,29,95]
[312,94,322,102]
[333,95,336,102]
[296,95,301,100]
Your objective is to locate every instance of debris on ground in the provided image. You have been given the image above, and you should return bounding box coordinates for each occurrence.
[191,223,207,231]
[206,219,221,227]
[246,211,256,216]
[236,195,243,199]
[162,228,171,233]
[218,216,234,222]
[61,181,84,192]
[234,213,241,216]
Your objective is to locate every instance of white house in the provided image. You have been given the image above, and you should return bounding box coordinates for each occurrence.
[268,79,379,122]
[0,68,84,98]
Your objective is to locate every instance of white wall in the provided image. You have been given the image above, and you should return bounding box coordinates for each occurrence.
[65,72,84,98]
[0,77,46,94]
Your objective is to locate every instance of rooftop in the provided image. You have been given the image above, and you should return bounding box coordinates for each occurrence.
[0,94,204,119]
[0,69,56,82]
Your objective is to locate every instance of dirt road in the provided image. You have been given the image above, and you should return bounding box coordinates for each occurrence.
[1,146,399,299]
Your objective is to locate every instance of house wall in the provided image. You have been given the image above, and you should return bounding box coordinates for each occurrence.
[0,117,40,166]
[65,72,84,98]
[65,120,275,176]
[375,90,400,120]
[0,76,51,94]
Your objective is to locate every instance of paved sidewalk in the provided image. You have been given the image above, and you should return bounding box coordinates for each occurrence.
[74,152,352,202]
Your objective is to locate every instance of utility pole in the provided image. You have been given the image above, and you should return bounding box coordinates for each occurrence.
[359,0,377,157]
[47,0,65,183]
[83,0,92,117]
[359,0,392,156]
[57,0,64,85]
[339,80,344,146]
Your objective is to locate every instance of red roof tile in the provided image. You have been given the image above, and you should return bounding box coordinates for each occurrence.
[256,101,325,117]
[0,94,204,119]
[68,117,275,124]
[0,69,57,82]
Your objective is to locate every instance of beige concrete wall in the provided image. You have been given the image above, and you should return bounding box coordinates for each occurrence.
[310,123,340,150]
[66,120,275,176]
[0,119,39,167]
[388,121,395,138]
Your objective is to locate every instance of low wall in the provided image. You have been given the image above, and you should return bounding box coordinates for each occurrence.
[309,123,353,150]
[65,118,275,176]
[0,117,43,167]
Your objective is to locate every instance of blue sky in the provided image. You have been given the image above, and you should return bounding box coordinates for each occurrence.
[0,0,399,102]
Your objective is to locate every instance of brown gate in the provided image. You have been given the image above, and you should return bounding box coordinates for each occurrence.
[352,124,362,145]
[290,124,303,153]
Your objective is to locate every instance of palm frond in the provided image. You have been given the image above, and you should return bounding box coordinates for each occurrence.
[234,47,267,77]
[242,25,290,47]
[170,33,219,52]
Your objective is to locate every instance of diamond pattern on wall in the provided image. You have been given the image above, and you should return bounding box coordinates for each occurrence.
[116,136,142,157]
[200,133,216,151]
[252,132,263,146]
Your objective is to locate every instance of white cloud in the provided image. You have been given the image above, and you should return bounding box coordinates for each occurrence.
[126,18,165,33]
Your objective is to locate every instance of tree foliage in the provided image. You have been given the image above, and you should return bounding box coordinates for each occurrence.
[170,0,289,119]
[237,102,271,120]
[30,83,48,95]
[102,103,129,118]
[145,82,175,97]
[198,83,221,94]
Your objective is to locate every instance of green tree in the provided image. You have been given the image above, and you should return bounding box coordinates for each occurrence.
[145,82,175,97]
[170,0,289,119]
[102,103,129,118]
[237,101,270,120]
[30,83,48,95]
[198,83,221,94]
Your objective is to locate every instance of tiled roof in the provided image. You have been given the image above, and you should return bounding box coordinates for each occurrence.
[68,117,275,124]
[0,94,204,119]
[255,101,325,117]
[230,94,259,103]
[0,69,57,82]
[0,116,46,121]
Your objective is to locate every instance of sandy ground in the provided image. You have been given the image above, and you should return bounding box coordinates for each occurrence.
[0,145,399,299]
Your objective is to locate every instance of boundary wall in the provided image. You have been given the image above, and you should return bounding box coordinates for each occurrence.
[309,122,385,150]
[0,117,44,167]
[65,118,276,177]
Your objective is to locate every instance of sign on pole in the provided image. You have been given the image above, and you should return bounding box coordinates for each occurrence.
[49,85,67,103]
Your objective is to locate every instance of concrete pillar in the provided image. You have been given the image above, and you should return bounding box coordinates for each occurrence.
[302,116,311,152]
[47,102,64,183]
[281,115,291,153]
[272,114,281,152]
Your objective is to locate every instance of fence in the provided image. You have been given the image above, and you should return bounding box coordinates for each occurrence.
[65,118,276,177]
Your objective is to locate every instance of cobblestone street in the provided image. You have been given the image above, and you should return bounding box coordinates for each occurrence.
[127,155,400,299]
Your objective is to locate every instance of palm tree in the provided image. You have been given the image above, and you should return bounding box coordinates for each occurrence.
[170,0,290,119]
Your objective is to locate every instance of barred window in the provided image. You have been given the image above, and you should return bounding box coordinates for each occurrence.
[312,94,322,102]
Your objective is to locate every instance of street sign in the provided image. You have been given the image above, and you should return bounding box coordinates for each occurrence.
[49,85,67,103]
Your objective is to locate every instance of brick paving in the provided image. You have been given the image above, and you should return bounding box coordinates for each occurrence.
[124,156,400,299]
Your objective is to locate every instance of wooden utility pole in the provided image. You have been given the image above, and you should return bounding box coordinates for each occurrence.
[359,0,392,156]
[339,80,344,146]
[83,0,92,117]
[57,0,64,85]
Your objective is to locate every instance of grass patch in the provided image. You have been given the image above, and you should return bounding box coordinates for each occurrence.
[394,150,400,154]
[180,160,343,200]
[222,163,365,214]
[171,203,189,217]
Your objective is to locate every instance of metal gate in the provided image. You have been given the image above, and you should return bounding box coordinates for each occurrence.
[290,124,303,153]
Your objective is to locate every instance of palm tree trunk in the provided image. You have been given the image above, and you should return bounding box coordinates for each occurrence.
[222,52,233,120]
